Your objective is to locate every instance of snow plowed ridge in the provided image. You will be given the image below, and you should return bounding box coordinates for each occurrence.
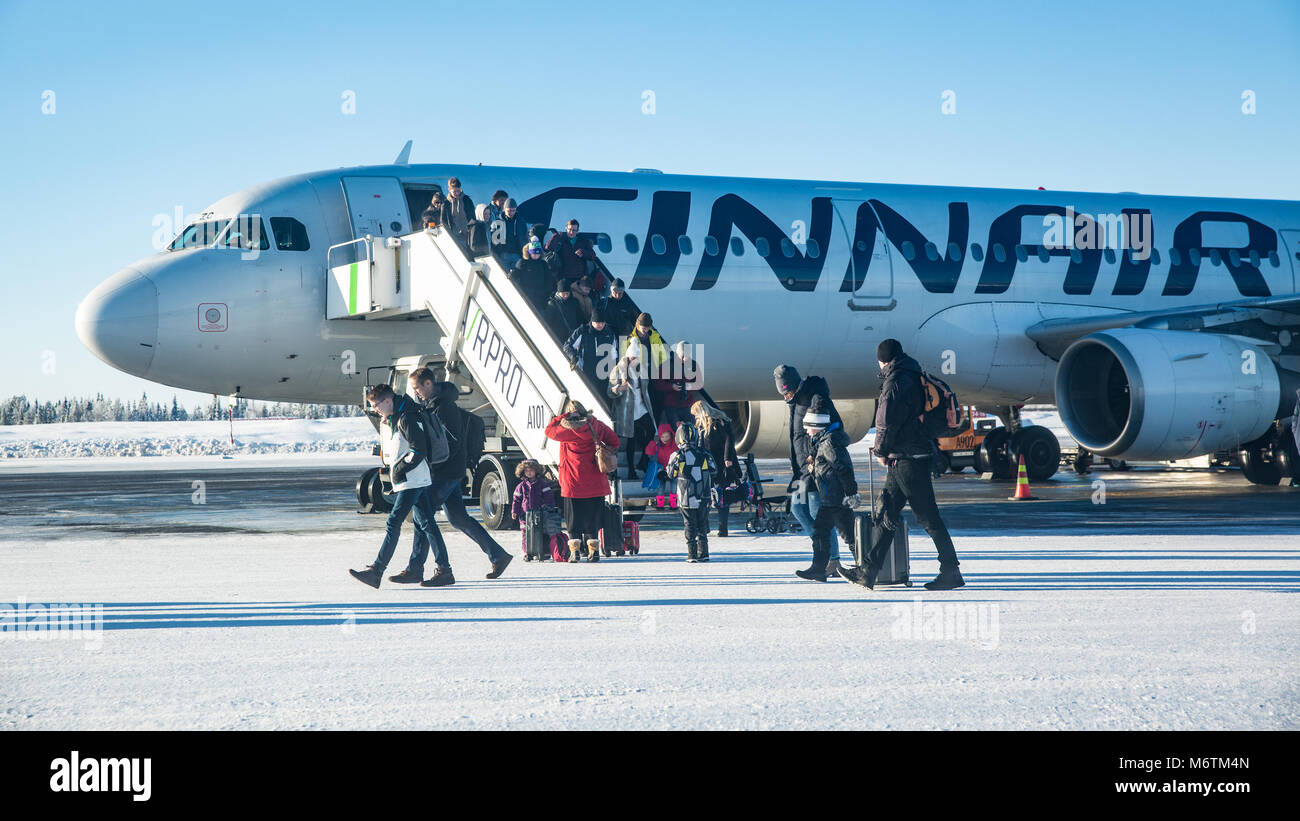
[0,418,375,459]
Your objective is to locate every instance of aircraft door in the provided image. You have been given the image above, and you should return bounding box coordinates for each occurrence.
[341,176,411,239]
[832,199,895,311]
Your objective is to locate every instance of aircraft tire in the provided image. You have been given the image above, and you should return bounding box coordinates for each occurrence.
[1239,445,1282,486]
[977,427,1015,481]
[1011,426,1061,482]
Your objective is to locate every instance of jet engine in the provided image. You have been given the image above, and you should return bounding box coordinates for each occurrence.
[1055,329,1280,460]
[717,399,876,459]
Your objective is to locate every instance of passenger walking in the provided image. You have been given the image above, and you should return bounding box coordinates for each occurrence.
[570,275,596,322]
[404,369,513,581]
[601,277,640,336]
[655,340,702,429]
[839,339,964,591]
[511,459,557,562]
[644,422,678,476]
[421,191,450,230]
[774,364,844,574]
[545,401,620,563]
[494,198,526,268]
[795,395,859,582]
[659,424,714,562]
[543,281,583,341]
[609,347,657,480]
[349,384,450,589]
[510,239,551,309]
[489,189,509,224]
[545,219,597,284]
[624,313,669,376]
[467,203,491,257]
[445,177,475,251]
[563,307,619,393]
[691,400,739,537]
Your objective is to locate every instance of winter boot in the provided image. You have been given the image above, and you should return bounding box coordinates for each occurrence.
[388,568,423,584]
[794,566,828,583]
[586,538,601,562]
[686,541,698,563]
[568,539,582,563]
[486,554,513,579]
[420,566,456,588]
[697,537,710,562]
[826,559,841,578]
[924,567,966,591]
[350,565,382,589]
[839,562,878,590]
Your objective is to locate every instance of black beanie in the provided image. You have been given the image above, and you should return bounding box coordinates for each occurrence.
[590,306,606,323]
[774,364,801,395]
[876,338,902,364]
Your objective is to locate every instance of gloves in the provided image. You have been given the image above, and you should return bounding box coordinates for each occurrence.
[843,493,861,510]
[657,470,669,483]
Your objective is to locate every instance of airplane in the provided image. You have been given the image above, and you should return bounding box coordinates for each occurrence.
[75,144,1300,524]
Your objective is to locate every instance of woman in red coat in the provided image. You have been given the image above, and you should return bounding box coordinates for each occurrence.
[545,400,620,562]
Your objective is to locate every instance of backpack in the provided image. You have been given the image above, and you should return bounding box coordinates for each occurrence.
[918,371,961,437]
[418,405,451,466]
[675,446,713,505]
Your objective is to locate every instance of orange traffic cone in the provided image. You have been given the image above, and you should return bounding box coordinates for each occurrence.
[1008,454,1038,500]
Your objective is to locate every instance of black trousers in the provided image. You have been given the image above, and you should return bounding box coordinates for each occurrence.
[564,496,604,543]
[626,415,655,475]
[865,457,960,571]
[811,503,854,570]
[681,504,710,558]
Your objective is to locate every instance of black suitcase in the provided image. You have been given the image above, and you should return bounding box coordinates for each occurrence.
[600,502,625,556]
[523,511,548,560]
[853,462,911,586]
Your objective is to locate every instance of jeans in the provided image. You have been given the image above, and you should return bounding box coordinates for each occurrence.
[377,487,444,572]
[410,477,509,570]
[864,457,960,571]
[791,477,839,560]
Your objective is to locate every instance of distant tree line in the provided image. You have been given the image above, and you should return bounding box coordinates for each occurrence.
[0,393,362,425]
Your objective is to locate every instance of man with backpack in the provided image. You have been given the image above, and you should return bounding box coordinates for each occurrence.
[391,368,512,585]
[350,384,450,589]
[839,339,964,591]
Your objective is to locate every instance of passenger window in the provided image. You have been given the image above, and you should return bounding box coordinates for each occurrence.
[755,237,770,257]
[651,234,666,255]
[1150,248,1160,265]
[1070,248,1083,264]
[925,242,940,262]
[1037,246,1050,264]
[677,236,692,255]
[855,240,868,252]
[730,237,744,256]
[270,217,310,251]
[222,216,270,251]
[1014,244,1028,263]
[1228,249,1241,266]
[596,233,612,254]
[1188,248,1201,265]
[1268,250,1280,267]
[1209,249,1222,266]
[947,241,962,261]
[806,238,820,259]
[1103,248,1116,265]
[1169,248,1182,266]
[900,240,916,261]
[624,234,639,254]
[970,243,984,262]
[1249,249,1260,267]
[992,243,1006,263]
[780,238,795,258]
[703,236,720,256]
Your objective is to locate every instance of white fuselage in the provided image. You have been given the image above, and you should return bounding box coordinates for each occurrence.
[76,163,1300,408]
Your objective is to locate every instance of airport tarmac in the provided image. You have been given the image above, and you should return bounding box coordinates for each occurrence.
[1,459,1297,730]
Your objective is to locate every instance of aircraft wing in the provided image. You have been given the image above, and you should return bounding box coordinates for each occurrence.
[1025,293,1300,360]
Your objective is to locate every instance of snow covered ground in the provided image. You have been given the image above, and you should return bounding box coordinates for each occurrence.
[2,524,1295,731]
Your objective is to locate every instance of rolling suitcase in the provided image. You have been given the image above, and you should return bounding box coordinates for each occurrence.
[522,511,549,561]
[622,519,640,555]
[600,502,625,556]
[853,461,912,587]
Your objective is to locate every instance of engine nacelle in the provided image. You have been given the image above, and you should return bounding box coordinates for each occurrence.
[719,399,876,459]
[1055,329,1279,460]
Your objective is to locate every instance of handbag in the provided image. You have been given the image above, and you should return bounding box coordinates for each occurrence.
[588,420,619,474]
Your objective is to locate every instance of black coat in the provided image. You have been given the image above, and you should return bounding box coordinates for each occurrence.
[873,353,932,459]
[511,256,551,308]
[429,382,468,482]
[543,294,583,340]
[563,323,619,383]
[600,292,641,337]
[699,423,740,485]
[811,426,857,506]
[787,375,842,476]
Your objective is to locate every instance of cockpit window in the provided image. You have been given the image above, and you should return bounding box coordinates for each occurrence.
[168,219,229,251]
[221,216,270,251]
[270,217,311,251]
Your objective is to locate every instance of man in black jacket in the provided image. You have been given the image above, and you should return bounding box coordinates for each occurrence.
[563,307,619,393]
[774,364,845,574]
[601,278,641,337]
[396,370,512,583]
[839,339,964,591]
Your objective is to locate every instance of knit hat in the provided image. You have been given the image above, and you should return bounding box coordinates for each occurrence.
[877,338,903,364]
[525,239,542,255]
[774,364,801,395]
[590,306,607,323]
[804,396,831,429]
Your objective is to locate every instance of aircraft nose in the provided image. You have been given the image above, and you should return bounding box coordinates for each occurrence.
[75,268,159,377]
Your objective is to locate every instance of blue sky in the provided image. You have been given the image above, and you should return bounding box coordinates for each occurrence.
[1,0,1297,406]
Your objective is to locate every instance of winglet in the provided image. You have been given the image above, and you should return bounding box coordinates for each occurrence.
[394,140,412,166]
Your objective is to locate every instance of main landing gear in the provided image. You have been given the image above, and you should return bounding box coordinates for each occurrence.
[974,406,1061,482]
